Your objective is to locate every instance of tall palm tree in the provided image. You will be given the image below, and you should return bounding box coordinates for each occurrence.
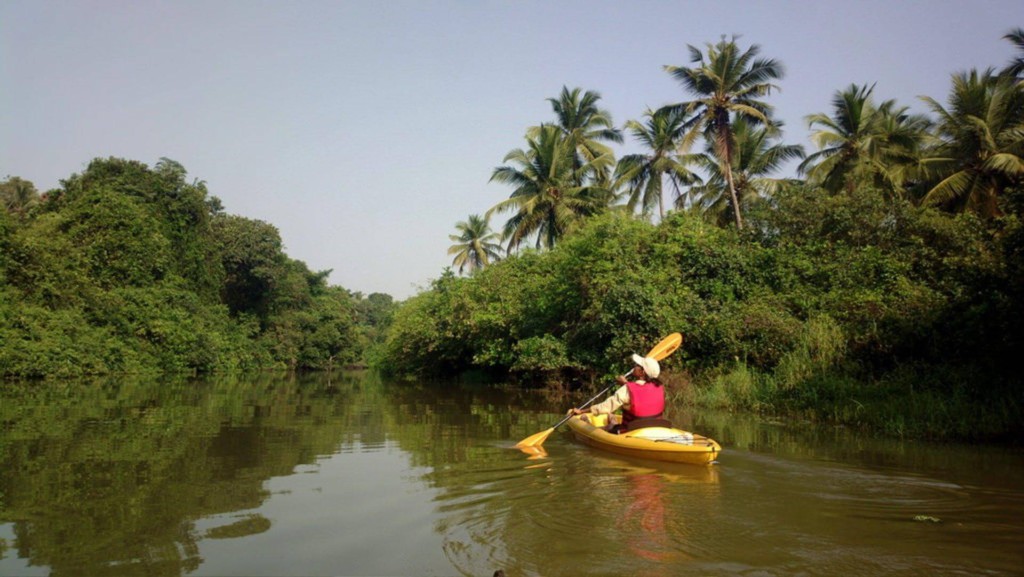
[489,125,614,251]
[615,107,700,220]
[448,214,503,274]
[1003,27,1024,82]
[662,36,784,229]
[799,84,931,196]
[687,118,805,226]
[530,86,623,186]
[919,69,1024,217]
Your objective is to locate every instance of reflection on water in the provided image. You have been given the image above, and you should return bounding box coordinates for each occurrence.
[1,373,1022,576]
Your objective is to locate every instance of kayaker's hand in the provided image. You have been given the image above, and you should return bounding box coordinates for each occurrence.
[616,375,627,385]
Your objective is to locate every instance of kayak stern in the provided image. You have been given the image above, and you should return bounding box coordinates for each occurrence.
[566,414,721,465]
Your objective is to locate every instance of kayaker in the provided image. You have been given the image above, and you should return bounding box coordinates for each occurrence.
[571,354,665,433]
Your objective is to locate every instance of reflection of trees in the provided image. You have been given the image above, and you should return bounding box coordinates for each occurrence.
[381,381,534,467]
[686,407,1011,474]
[0,372,373,576]
[1,374,735,577]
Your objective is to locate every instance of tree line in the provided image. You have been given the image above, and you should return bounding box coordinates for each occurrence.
[420,32,1024,441]
[449,32,1024,269]
[0,158,394,377]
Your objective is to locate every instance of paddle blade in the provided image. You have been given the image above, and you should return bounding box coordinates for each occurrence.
[518,445,549,459]
[649,332,683,361]
[515,427,555,448]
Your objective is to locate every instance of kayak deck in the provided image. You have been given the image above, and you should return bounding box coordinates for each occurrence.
[566,414,721,465]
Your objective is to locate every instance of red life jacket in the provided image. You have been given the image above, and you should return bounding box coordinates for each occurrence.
[625,381,665,420]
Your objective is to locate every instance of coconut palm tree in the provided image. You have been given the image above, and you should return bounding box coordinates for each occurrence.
[489,125,614,251]
[530,86,623,186]
[1002,27,1024,82]
[918,69,1024,217]
[799,84,931,197]
[615,107,701,220]
[662,36,784,229]
[448,214,503,275]
[687,118,805,226]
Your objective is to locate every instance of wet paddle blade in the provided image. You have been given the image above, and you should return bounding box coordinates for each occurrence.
[515,427,555,448]
[517,445,549,459]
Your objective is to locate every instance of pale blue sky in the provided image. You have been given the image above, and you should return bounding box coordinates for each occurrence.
[2,1,1020,299]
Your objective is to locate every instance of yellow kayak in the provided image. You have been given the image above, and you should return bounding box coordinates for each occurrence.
[566,414,721,465]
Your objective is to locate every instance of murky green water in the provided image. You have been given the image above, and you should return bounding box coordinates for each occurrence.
[1,373,1021,576]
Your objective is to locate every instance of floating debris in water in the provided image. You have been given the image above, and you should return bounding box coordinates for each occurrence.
[913,515,941,523]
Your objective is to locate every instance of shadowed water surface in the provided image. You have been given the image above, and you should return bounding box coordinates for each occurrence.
[1,372,1021,576]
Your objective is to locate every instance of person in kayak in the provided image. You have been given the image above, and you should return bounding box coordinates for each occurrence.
[571,354,665,433]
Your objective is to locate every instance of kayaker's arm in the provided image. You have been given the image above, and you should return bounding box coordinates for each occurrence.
[574,383,630,415]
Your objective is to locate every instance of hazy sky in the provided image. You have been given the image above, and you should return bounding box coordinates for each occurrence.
[3,1,1020,299]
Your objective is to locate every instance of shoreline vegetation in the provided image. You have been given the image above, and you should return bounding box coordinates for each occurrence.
[0,158,396,378]
[3,34,1023,443]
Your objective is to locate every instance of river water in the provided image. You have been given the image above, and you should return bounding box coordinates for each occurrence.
[1,372,1021,576]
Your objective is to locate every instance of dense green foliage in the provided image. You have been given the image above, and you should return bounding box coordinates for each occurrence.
[0,158,366,377]
[425,33,1024,441]
[383,189,1022,440]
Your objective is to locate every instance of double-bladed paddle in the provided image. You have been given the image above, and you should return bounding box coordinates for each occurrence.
[514,333,683,449]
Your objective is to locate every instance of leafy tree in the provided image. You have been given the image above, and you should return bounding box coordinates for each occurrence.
[353,292,398,363]
[615,107,701,220]
[53,157,223,300]
[355,292,396,329]
[799,84,931,196]
[211,214,288,319]
[663,36,784,229]
[919,70,1024,217]
[489,125,614,251]
[262,286,356,369]
[447,214,503,274]
[687,118,804,226]
[62,186,174,289]
[378,270,477,378]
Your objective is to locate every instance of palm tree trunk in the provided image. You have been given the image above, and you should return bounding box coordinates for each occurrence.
[716,122,744,230]
[723,163,744,229]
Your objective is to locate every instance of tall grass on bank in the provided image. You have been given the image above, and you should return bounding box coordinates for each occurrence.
[859,365,1021,441]
[684,315,1018,441]
[774,316,846,391]
[693,362,763,411]
[690,315,847,412]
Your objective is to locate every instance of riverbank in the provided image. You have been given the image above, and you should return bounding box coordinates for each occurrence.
[379,198,1022,444]
[679,361,1020,443]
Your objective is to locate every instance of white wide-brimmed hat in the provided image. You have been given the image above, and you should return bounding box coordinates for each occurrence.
[631,354,660,379]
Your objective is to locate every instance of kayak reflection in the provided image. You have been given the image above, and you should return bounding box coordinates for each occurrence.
[625,474,692,566]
